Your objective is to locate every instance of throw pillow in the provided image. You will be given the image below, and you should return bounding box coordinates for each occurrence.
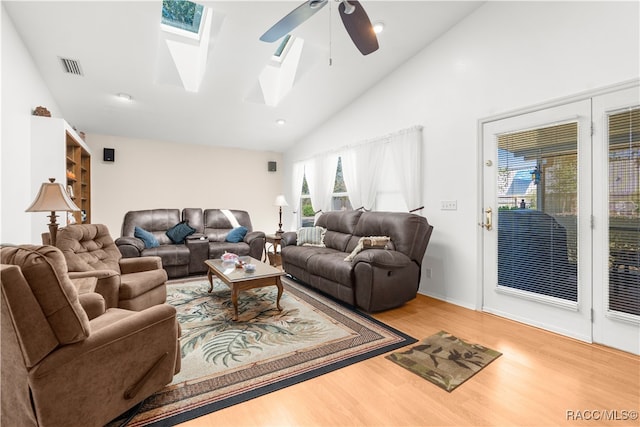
[297,226,326,247]
[166,221,196,244]
[134,226,159,249]
[363,236,390,249]
[225,226,248,243]
[344,236,390,261]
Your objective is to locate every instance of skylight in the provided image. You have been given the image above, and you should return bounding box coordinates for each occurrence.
[258,36,305,106]
[161,0,204,38]
[156,0,223,93]
[273,35,292,60]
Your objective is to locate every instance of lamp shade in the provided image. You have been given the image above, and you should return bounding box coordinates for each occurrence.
[25,178,80,212]
[274,195,289,207]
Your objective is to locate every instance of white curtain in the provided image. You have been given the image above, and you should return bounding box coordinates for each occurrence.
[340,140,386,211]
[295,125,423,217]
[305,154,338,215]
[389,126,423,212]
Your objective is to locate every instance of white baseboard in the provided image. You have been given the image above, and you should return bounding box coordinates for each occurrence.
[417,290,476,311]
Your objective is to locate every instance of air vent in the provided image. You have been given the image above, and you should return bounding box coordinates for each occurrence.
[59,57,83,76]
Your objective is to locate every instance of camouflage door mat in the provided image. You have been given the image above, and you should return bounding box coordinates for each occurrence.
[109,276,416,426]
[386,330,502,392]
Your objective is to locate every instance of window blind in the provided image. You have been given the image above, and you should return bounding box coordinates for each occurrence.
[608,108,640,316]
[497,122,578,302]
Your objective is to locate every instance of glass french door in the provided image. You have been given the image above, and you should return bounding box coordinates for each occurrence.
[482,100,593,343]
[592,87,640,354]
[482,86,640,355]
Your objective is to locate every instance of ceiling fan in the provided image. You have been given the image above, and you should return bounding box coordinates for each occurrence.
[259,0,379,56]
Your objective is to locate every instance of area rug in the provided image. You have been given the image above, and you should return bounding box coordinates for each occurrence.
[385,330,501,392]
[112,276,416,426]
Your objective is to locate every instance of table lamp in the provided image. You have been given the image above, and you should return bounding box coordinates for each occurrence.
[26,178,80,246]
[274,195,288,234]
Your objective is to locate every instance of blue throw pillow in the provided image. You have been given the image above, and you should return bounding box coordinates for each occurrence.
[134,226,159,248]
[166,221,196,244]
[226,226,248,243]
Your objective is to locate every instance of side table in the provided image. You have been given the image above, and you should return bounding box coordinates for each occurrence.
[265,234,282,267]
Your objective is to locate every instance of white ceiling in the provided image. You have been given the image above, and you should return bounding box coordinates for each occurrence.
[5,1,483,152]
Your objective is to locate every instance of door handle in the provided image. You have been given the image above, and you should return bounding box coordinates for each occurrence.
[479,207,493,231]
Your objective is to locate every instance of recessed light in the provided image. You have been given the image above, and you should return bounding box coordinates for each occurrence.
[373,21,385,34]
[276,119,286,126]
[116,93,133,102]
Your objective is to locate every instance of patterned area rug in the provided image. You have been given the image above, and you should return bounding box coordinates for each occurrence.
[112,276,416,426]
[386,330,502,392]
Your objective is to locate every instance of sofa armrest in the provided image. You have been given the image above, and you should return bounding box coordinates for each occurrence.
[68,270,118,280]
[245,231,266,261]
[186,233,207,241]
[69,270,120,309]
[351,249,412,269]
[119,256,163,274]
[78,293,106,320]
[280,231,297,248]
[115,236,145,257]
[244,230,265,244]
[34,304,179,375]
[185,237,209,274]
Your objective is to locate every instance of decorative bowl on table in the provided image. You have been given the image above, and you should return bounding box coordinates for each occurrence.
[221,252,239,263]
[243,263,256,273]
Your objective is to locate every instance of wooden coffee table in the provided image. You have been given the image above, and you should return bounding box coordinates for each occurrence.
[204,256,284,321]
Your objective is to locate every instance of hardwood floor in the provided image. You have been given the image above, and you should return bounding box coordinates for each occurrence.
[177,294,639,427]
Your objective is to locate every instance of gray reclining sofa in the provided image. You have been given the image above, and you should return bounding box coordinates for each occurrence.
[280,210,433,312]
[116,208,265,278]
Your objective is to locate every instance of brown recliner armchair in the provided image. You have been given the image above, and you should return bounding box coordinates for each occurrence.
[1,245,181,427]
[55,224,168,311]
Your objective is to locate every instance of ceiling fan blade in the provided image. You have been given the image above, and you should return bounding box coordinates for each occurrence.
[339,0,379,55]
[260,0,329,43]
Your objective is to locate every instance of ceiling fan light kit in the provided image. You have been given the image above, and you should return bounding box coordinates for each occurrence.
[116,93,133,102]
[341,0,356,15]
[260,0,378,56]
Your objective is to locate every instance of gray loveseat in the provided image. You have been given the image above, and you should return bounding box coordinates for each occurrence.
[280,210,433,312]
[115,208,265,278]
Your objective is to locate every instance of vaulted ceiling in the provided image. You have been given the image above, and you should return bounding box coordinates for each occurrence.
[4,1,483,151]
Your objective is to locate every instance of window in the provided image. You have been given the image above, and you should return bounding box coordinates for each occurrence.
[161,0,205,38]
[258,35,304,106]
[497,121,578,301]
[332,157,352,211]
[294,125,423,226]
[299,157,352,227]
[273,35,292,61]
[608,107,640,316]
[157,0,216,92]
[300,175,315,227]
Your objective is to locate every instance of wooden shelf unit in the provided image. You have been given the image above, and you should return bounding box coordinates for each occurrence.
[66,132,91,224]
[30,116,92,239]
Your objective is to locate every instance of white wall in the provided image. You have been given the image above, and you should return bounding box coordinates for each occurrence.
[282,1,640,308]
[1,1,283,245]
[86,134,283,238]
[1,5,64,244]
